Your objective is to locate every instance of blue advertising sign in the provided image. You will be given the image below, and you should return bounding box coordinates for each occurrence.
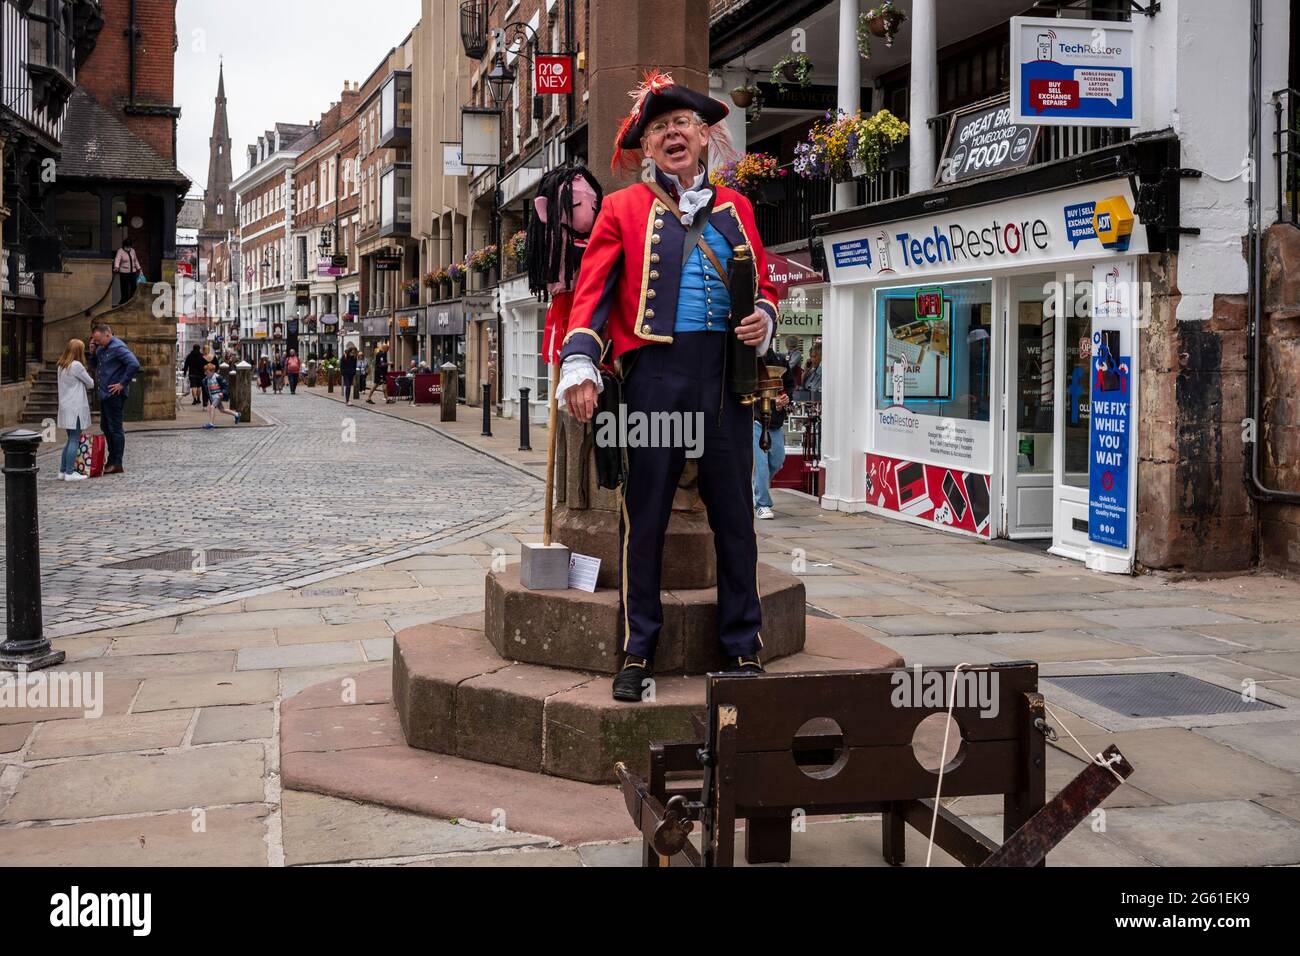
[1088,329,1131,550]
[1064,202,1098,247]
[1011,17,1139,128]
[831,239,873,270]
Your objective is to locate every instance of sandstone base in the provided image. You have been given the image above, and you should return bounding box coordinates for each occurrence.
[393,613,904,785]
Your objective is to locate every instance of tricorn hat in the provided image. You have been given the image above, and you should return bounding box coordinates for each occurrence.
[613,70,729,168]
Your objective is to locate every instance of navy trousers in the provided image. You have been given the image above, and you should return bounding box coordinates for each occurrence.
[618,332,762,662]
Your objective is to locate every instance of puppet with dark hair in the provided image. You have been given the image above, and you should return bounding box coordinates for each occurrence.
[527,165,602,363]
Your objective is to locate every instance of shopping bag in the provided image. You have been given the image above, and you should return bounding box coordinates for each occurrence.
[73,431,92,476]
[88,434,107,478]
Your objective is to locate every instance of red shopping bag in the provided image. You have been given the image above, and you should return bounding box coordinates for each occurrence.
[88,434,107,478]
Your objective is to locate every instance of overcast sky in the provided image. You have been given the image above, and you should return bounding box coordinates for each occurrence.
[174,0,422,195]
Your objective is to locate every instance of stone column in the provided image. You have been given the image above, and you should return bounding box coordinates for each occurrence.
[233,361,252,423]
[908,0,938,191]
[836,0,861,211]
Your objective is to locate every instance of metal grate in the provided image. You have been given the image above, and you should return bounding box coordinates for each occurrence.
[109,548,256,571]
[1045,672,1279,718]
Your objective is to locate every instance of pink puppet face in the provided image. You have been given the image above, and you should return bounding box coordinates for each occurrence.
[568,176,598,235]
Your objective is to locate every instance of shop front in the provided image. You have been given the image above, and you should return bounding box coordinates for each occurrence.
[427,301,466,401]
[818,176,1147,573]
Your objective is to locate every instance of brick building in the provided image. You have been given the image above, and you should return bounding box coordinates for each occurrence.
[289,81,362,361]
[233,122,312,358]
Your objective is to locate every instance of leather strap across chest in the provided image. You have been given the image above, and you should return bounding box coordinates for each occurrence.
[644,181,730,281]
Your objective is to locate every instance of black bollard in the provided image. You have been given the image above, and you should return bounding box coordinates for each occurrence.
[0,430,64,671]
[518,387,532,452]
[481,382,493,437]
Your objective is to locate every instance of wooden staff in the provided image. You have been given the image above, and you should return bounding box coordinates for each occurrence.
[543,360,561,546]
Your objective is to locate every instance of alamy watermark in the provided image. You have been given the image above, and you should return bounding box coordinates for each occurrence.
[890,664,999,718]
[0,667,103,718]
[593,404,704,459]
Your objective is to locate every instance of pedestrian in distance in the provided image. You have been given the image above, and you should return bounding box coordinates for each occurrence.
[285,350,302,394]
[753,346,794,520]
[257,356,272,393]
[340,345,358,406]
[356,350,368,394]
[56,338,94,482]
[272,351,285,394]
[87,323,140,475]
[112,238,142,305]
[366,343,391,404]
[182,344,206,405]
[201,363,240,428]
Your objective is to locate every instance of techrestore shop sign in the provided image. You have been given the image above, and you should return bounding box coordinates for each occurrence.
[825,179,1145,283]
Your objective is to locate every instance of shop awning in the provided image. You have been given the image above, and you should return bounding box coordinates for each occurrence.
[766,251,824,299]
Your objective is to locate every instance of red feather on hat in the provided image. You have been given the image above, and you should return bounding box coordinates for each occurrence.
[611,69,675,172]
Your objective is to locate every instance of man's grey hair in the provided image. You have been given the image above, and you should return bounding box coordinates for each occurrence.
[93,323,113,335]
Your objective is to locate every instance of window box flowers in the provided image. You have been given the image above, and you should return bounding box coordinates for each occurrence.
[793,108,909,183]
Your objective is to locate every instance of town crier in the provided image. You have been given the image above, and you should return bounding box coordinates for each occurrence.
[557,71,781,702]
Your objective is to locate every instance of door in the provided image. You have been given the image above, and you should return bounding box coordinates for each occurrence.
[1051,271,1093,559]
[1003,275,1056,537]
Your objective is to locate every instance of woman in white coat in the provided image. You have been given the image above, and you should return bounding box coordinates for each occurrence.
[57,338,95,481]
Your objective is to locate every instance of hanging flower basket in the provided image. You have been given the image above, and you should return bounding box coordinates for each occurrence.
[730,85,757,109]
[447,261,467,291]
[506,231,527,263]
[770,54,813,95]
[469,245,499,274]
[858,2,907,57]
[710,152,787,203]
[792,108,909,183]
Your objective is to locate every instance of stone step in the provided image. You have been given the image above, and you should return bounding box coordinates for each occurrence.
[392,613,905,785]
[484,563,807,675]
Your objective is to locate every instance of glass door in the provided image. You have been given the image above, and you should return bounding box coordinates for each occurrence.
[1052,271,1093,558]
[1004,275,1056,537]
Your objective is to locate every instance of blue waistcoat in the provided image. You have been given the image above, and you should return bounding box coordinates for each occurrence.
[675,222,732,333]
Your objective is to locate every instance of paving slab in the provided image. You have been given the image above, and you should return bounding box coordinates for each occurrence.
[961,814,1153,866]
[27,710,193,760]
[53,636,112,662]
[281,662,392,699]
[1064,728,1300,804]
[0,678,139,726]
[108,629,278,656]
[281,665,391,712]
[1226,651,1300,679]
[1090,627,1254,656]
[968,630,1152,662]
[1095,800,1300,866]
[51,650,237,678]
[282,702,405,754]
[174,608,326,634]
[1196,720,1300,773]
[275,620,393,645]
[386,554,484,571]
[420,847,581,867]
[1078,607,1253,629]
[0,805,270,866]
[1185,622,1300,651]
[191,703,276,744]
[132,672,279,712]
[1256,793,1300,824]
[0,744,266,822]
[0,723,32,754]
[281,790,548,865]
[281,745,631,846]
[241,591,359,611]
[236,641,366,671]
[355,587,447,607]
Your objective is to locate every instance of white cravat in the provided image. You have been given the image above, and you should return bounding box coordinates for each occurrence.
[677,169,712,226]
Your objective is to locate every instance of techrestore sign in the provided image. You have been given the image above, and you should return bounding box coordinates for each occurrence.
[825,179,1145,284]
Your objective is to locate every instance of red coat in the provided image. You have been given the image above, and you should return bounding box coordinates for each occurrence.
[559,179,780,365]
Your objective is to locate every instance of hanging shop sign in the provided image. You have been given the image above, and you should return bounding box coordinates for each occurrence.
[766,251,823,299]
[534,55,573,94]
[428,302,466,337]
[826,179,1145,283]
[1088,259,1136,552]
[935,96,1038,186]
[1010,16,1139,128]
[443,143,469,177]
[462,108,502,167]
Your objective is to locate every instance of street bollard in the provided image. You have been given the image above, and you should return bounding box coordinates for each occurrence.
[233,361,252,423]
[519,387,532,452]
[0,430,64,671]
[481,382,493,437]
[440,362,458,423]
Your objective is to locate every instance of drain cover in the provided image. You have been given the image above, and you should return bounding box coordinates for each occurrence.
[1045,672,1279,718]
[110,548,255,571]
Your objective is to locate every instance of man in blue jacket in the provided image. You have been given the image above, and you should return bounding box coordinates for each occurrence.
[87,323,140,475]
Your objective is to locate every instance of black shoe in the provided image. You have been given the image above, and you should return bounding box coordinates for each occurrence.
[612,656,652,702]
[731,656,764,676]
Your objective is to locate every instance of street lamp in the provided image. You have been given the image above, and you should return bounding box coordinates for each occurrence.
[486,51,516,111]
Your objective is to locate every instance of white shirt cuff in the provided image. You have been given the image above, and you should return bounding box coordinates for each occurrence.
[557,355,603,410]
[757,315,774,357]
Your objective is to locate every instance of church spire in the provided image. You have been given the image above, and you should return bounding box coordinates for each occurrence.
[202,60,234,235]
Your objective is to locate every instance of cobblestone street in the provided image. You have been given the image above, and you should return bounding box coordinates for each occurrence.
[3,392,542,638]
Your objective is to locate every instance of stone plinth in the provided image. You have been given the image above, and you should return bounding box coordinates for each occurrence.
[483,563,805,675]
[552,505,716,590]
[393,615,905,784]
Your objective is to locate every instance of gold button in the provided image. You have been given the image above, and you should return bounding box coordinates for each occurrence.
[644,309,655,318]
[654,219,664,229]
[650,253,660,263]
[651,235,661,245]
[642,324,652,334]
[654,203,665,214]
[646,289,656,299]
[649,270,660,280]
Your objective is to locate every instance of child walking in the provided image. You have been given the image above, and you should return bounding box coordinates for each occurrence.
[201,363,240,428]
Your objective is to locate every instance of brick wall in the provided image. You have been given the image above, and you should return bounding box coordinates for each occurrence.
[76,0,178,161]
[1259,223,1300,572]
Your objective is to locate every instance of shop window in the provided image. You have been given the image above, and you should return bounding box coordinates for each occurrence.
[874,280,993,476]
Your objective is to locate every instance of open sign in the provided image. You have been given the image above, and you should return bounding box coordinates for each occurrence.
[535,55,572,94]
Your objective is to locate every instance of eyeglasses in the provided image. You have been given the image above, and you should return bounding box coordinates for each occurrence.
[646,115,698,139]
